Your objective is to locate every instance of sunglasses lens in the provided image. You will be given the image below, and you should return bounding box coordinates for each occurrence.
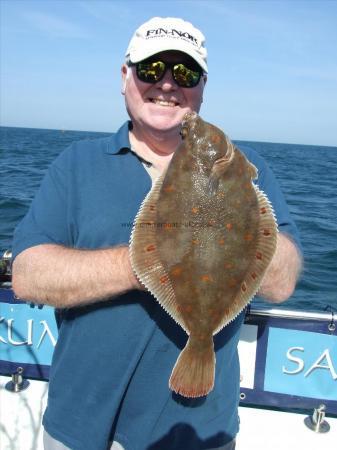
[173,63,201,88]
[135,60,202,88]
[136,61,166,83]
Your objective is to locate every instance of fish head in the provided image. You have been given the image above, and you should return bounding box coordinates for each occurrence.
[180,111,203,141]
[179,112,230,166]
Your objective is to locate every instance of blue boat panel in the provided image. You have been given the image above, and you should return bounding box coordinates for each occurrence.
[1,288,336,415]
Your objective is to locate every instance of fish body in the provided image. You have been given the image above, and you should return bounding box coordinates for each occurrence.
[130,112,277,397]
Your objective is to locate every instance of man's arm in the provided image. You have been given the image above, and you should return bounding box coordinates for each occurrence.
[12,244,142,308]
[12,232,301,308]
[258,232,302,303]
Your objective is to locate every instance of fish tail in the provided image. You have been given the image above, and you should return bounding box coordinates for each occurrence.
[169,335,215,398]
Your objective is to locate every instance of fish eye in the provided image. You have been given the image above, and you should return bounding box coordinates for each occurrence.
[180,126,188,139]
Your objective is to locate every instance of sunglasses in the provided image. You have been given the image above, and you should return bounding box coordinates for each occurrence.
[134,59,203,88]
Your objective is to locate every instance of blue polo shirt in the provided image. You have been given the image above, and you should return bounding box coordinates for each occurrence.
[12,121,301,450]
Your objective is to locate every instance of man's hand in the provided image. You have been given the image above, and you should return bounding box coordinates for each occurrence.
[258,232,302,303]
[12,244,143,308]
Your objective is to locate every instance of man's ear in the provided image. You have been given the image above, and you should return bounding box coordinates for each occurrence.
[121,64,128,95]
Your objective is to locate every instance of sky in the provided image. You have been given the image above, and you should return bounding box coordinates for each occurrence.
[1,0,337,146]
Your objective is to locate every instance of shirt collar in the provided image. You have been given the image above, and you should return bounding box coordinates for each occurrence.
[104,120,153,167]
[105,121,131,155]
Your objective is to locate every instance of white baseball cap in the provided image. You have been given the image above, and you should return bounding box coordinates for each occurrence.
[125,17,208,73]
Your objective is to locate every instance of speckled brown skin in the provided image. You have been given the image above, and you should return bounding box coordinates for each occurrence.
[130,113,277,397]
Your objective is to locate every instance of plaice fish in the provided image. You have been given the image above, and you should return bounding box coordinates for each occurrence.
[130,112,277,398]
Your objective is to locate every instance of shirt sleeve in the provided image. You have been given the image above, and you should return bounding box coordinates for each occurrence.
[12,147,72,260]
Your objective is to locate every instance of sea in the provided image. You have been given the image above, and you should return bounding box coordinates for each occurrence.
[0,126,336,313]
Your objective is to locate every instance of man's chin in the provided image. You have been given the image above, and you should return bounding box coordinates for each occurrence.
[144,110,191,132]
[145,121,182,137]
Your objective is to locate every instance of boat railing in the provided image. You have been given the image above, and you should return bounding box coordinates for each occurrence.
[247,305,335,325]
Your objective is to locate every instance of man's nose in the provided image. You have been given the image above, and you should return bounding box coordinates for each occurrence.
[156,69,178,91]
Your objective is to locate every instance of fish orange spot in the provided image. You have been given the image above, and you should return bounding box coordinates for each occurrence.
[146,244,156,252]
[263,229,271,236]
[163,223,174,231]
[184,305,193,313]
[224,262,234,269]
[208,219,216,226]
[171,267,183,277]
[192,239,200,245]
[244,233,253,241]
[211,134,221,144]
[149,205,156,211]
[227,278,237,288]
[164,184,175,193]
[241,282,247,292]
[191,207,199,214]
[226,223,233,231]
[251,272,257,280]
[201,274,212,283]
[218,238,225,245]
[260,207,267,214]
[160,275,169,284]
[256,252,263,260]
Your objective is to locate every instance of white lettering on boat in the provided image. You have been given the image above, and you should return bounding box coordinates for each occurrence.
[282,346,305,374]
[283,346,337,380]
[0,317,57,347]
[304,349,337,380]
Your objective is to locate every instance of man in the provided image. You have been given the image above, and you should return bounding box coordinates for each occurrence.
[12,17,302,450]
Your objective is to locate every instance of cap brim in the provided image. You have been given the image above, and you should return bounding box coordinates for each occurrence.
[128,40,208,73]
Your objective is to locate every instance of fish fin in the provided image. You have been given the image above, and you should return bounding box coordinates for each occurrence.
[208,135,235,194]
[130,175,188,331]
[248,160,258,180]
[169,335,215,398]
[214,186,278,333]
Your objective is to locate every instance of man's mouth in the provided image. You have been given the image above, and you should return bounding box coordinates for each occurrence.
[150,98,179,107]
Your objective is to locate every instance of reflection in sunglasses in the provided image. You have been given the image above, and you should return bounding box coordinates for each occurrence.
[135,60,203,88]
